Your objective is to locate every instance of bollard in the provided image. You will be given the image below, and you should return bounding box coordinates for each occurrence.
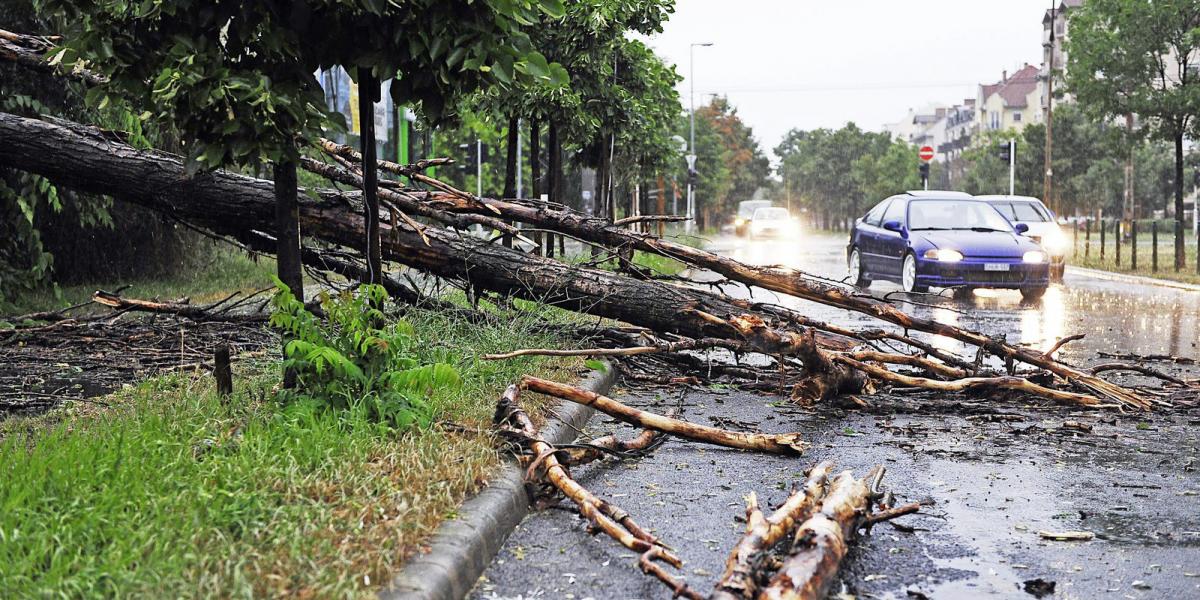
[1131,220,1138,271]
[1085,219,1091,258]
[215,345,233,399]
[1100,219,1106,260]
[1152,221,1158,272]
[1115,220,1122,267]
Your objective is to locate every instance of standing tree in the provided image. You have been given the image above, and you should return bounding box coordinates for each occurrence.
[40,0,567,380]
[1067,0,1200,269]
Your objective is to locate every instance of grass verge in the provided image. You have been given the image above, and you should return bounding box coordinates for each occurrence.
[3,247,277,317]
[1068,231,1200,285]
[0,299,581,598]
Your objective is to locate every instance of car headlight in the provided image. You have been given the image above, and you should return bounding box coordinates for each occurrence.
[735,218,746,226]
[1023,250,1046,263]
[1040,229,1068,255]
[923,248,963,262]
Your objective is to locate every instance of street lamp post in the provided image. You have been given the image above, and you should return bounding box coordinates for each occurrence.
[687,42,713,234]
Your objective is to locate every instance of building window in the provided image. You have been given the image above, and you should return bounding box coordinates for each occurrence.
[1013,112,1022,123]
[991,112,1000,130]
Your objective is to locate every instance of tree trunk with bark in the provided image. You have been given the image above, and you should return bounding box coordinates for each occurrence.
[357,69,382,285]
[529,117,542,256]
[502,115,519,248]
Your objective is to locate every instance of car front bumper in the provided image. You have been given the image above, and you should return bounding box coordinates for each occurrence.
[916,258,1051,288]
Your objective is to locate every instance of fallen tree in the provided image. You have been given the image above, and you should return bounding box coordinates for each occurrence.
[0,110,1163,410]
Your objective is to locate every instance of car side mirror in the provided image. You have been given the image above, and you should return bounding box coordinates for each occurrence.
[1014,223,1029,234]
[883,220,903,232]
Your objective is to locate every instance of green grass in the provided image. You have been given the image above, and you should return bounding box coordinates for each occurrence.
[1067,226,1200,285]
[0,300,581,598]
[631,250,686,276]
[3,248,277,317]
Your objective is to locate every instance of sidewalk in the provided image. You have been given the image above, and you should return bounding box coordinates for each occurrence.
[1065,264,1200,292]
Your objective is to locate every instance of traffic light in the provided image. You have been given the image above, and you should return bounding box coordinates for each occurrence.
[918,162,930,179]
[687,168,699,187]
[997,140,1013,162]
[479,142,489,164]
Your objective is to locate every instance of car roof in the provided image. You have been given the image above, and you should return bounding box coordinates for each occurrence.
[898,191,982,203]
[976,194,1046,204]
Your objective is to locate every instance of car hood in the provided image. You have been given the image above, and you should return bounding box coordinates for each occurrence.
[1016,221,1060,238]
[914,230,1035,258]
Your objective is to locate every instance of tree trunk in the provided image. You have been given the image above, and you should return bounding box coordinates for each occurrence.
[0,112,1146,409]
[547,121,562,258]
[0,113,788,344]
[358,68,382,284]
[502,116,519,249]
[529,117,542,256]
[273,156,302,389]
[1174,131,1185,271]
[503,116,519,199]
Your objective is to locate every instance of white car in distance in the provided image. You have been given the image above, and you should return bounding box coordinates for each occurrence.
[749,207,798,239]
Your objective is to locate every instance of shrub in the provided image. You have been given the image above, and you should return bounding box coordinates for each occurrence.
[268,281,459,429]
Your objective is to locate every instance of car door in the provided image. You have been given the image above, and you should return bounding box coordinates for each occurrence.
[856,199,891,273]
[875,198,908,276]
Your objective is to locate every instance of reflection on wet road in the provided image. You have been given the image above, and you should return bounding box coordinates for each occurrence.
[707,232,1200,362]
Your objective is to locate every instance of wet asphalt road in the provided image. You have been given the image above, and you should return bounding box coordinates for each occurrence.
[473,232,1200,600]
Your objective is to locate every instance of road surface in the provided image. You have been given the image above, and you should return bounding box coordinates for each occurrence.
[473,232,1200,600]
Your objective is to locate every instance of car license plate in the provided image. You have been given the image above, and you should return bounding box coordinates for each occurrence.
[984,263,1010,272]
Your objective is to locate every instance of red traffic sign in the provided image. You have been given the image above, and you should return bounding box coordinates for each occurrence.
[918,146,935,162]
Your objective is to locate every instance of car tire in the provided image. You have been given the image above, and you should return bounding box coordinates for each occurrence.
[901,253,928,293]
[848,247,871,288]
[1020,285,1048,300]
[952,286,974,300]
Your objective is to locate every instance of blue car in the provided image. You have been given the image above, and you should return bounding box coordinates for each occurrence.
[846,191,1051,299]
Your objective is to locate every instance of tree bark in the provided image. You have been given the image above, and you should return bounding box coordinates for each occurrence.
[0,112,1150,410]
[522,376,808,454]
[358,69,382,284]
[0,112,800,345]
[547,121,561,258]
[713,462,833,600]
[273,155,302,389]
[529,117,542,256]
[503,116,518,199]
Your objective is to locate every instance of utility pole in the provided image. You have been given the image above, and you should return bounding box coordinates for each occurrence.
[687,41,713,234]
[1043,1,1055,209]
[1009,139,1016,196]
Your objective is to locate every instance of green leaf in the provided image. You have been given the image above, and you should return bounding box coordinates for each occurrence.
[584,359,609,373]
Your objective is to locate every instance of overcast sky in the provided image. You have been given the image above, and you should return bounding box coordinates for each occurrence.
[643,0,1053,156]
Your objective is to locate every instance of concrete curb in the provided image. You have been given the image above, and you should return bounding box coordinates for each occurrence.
[1066,265,1200,292]
[379,362,617,600]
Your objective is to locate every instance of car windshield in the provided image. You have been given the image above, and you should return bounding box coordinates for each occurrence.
[908,200,1013,232]
[988,200,1051,222]
[753,207,790,221]
[738,201,771,218]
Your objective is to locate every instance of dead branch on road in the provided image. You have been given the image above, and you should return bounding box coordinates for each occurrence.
[760,467,884,600]
[712,462,833,600]
[521,375,808,454]
[494,384,703,600]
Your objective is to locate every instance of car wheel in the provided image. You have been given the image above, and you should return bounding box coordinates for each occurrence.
[952,286,974,300]
[848,248,871,288]
[902,253,928,293]
[1020,285,1047,300]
